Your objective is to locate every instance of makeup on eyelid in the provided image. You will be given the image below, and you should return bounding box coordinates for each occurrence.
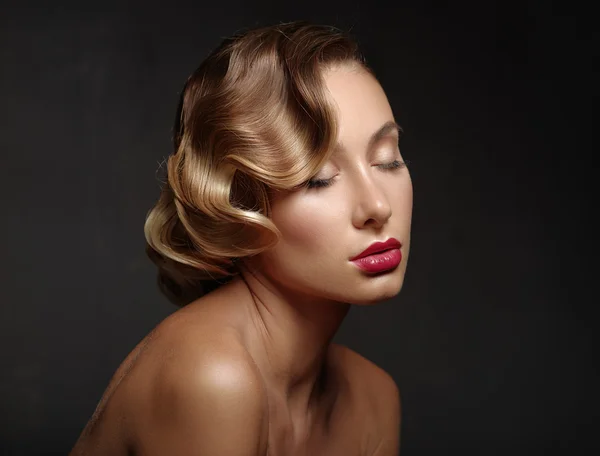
[306,159,407,189]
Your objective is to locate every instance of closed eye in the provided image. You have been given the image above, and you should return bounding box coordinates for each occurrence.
[378,159,407,170]
[305,159,410,190]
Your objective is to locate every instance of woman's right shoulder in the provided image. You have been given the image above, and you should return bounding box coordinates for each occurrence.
[150,309,261,383]
[121,300,269,455]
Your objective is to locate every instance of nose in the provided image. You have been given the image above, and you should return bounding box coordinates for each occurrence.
[351,170,392,229]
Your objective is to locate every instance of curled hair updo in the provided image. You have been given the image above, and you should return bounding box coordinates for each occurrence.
[144,20,374,307]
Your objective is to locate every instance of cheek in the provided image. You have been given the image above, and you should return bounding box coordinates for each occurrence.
[406,179,414,211]
[272,201,336,252]
[396,173,413,213]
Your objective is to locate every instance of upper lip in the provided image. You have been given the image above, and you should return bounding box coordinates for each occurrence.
[350,238,402,260]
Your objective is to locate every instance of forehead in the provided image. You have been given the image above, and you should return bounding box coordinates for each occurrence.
[322,66,395,149]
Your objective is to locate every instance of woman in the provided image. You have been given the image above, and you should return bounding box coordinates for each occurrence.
[70,20,412,456]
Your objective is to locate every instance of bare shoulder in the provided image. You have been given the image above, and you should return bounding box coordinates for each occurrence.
[122,304,269,455]
[330,343,401,455]
[70,293,268,456]
[330,343,399,397]
[137,330,268,454]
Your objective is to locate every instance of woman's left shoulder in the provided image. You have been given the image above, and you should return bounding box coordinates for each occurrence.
[329,343,399,396]
[328,343,400,426]
[329,343,401,455]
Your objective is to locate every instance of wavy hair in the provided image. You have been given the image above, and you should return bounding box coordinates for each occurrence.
[144,20,374,307]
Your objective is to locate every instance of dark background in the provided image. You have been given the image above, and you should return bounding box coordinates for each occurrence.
[1,0,595,455]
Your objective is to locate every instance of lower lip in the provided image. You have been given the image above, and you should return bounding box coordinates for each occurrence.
[351,248,402,274]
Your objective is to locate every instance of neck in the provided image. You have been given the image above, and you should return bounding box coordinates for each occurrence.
[232,265,350,416]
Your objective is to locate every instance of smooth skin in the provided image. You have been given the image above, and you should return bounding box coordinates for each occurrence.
[70,63,413,456]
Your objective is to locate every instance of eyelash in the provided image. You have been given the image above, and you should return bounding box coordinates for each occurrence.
[306,159,409,189]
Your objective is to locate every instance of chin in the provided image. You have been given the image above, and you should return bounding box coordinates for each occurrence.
[345,272,405,306]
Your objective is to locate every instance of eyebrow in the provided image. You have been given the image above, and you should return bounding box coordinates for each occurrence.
[334,120,403,154]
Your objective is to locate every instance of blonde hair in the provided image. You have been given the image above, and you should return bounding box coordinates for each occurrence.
[144,20,374,307]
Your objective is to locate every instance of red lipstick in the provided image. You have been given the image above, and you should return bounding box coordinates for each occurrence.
[350,238,402,273]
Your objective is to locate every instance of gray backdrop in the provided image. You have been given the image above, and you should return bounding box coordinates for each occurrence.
[1,0,594,455]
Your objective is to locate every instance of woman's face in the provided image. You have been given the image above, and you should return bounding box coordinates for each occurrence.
[249,64,413,305]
